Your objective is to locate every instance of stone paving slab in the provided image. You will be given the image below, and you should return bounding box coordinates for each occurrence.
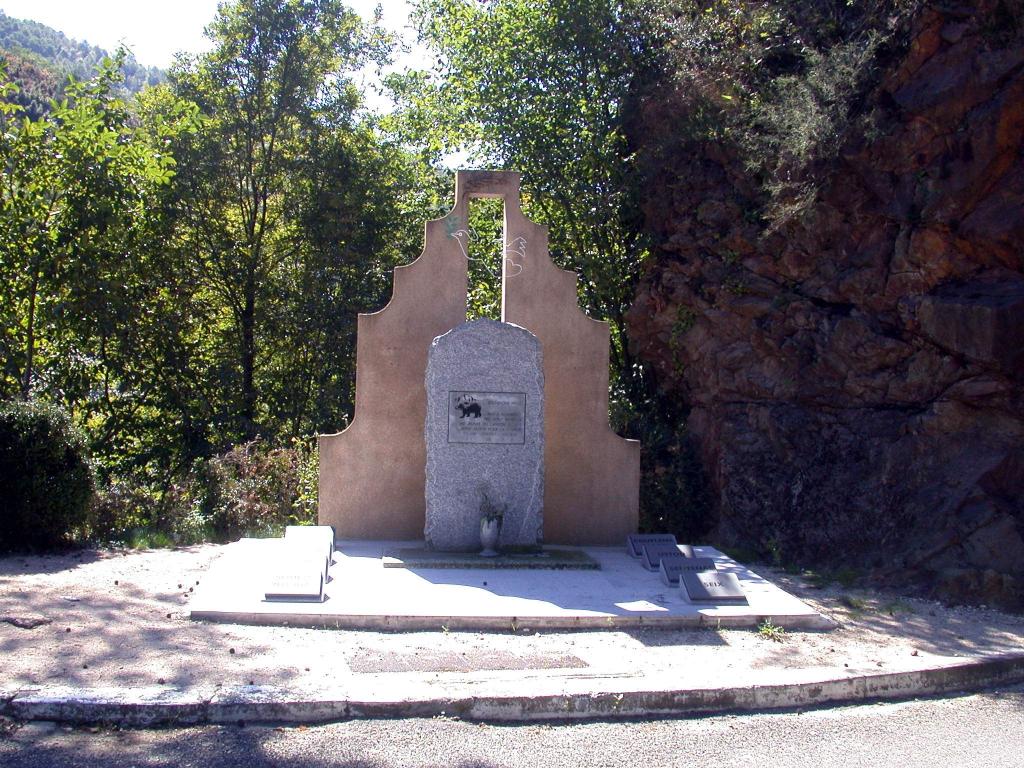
[382,548,599,570]
[188,540,832,630]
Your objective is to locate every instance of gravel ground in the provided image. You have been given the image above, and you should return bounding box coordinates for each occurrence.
[1,545,1022,692]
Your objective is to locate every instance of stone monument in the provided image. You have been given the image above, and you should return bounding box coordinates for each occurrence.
[319,170,639,545]
[424,319,544,552]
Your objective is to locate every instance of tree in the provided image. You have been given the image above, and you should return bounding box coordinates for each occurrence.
[0,55,188,407]
[267,124,451,438]
[168,0,388,440]
[390,0,665,411]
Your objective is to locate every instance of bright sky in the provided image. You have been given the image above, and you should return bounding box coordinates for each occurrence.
[0,0,422,70]
[0,0,465,159]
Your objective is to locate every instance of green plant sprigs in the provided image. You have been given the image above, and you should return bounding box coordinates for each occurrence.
[840,594,869,617]
[882,600,915,617]
[757,619,786,642]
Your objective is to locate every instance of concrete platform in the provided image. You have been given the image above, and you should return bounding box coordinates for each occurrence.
[189,539,832,630]
[382,547,599,570]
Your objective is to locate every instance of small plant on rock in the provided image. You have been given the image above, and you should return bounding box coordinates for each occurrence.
[757,618,787,642]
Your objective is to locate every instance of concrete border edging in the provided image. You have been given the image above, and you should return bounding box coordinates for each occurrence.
[3,653,1024,727]
[186,611,836,632]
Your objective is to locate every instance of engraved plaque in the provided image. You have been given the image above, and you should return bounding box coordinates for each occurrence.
[680,570,748,604]
[264,569,324,603]
[638,544,688,573]
[447,391,527,445]
[627,533,677,558]
[659,555,716,586]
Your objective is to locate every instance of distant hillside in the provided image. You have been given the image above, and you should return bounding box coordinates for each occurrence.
[0,10,164,118]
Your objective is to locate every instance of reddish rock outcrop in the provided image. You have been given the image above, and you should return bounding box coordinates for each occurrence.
[627,2,1024,608]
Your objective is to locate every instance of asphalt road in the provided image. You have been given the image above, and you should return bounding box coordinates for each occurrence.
[3,685,1023,767]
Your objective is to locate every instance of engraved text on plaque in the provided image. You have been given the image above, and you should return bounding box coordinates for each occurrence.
[447,391,527,445]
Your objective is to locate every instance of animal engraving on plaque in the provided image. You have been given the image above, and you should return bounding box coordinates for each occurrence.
[455,395,482,419]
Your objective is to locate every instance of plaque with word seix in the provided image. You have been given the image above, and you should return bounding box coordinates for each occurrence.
[680,570,748,605]
[659,555,717,586]
[447,391,527,445]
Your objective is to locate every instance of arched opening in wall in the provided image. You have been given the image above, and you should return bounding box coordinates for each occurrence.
[465,197,504,321]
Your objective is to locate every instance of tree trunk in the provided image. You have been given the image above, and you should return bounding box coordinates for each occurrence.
[240,275,257,439]
[20,263,40,400]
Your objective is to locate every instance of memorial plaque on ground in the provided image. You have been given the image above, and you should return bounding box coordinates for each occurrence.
[679,570,748,604]
[264,553,325,603]
[658,555,717,586]
[640,542,694,571]
[425,319,544,552]
[284,525,335,582]
[284,525,335,557]
[627,533,677,558]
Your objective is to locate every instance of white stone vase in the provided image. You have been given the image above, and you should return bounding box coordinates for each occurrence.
[479,517,501,557]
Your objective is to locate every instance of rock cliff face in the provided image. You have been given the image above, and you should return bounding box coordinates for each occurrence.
[627,2,1024,607]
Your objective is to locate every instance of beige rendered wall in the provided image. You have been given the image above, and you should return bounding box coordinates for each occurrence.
[317,185,469,539]
[499,177,640,545]
[319,170,639,544]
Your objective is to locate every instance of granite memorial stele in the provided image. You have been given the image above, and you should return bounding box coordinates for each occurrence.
[424,318,544,552]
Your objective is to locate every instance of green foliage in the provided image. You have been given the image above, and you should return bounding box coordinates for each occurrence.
[392,0,663,404]
[0,54,193,407]
[757,618,786,642]
[657,0,920,227]
[165,0,404,443]
[200,439,311,540]
[293,437,319,523]
[95,438,318,546]
[0,10,163,100]
[465,198,504,321]
[0,399,95,551]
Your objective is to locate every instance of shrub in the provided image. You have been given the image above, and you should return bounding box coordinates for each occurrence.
[201,438,316,541]
[0,399,95,551]
[89,437,319,547]
[91,475,176,546]
[161,438,316,544]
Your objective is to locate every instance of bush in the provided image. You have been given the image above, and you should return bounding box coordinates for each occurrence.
[0,399,95,551]
[90,475,168,546]
[200,438,316,541]
[88,437,319,547]
[146,438,317,545]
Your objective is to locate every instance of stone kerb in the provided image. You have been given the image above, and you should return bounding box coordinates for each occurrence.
[424,319,544,552]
